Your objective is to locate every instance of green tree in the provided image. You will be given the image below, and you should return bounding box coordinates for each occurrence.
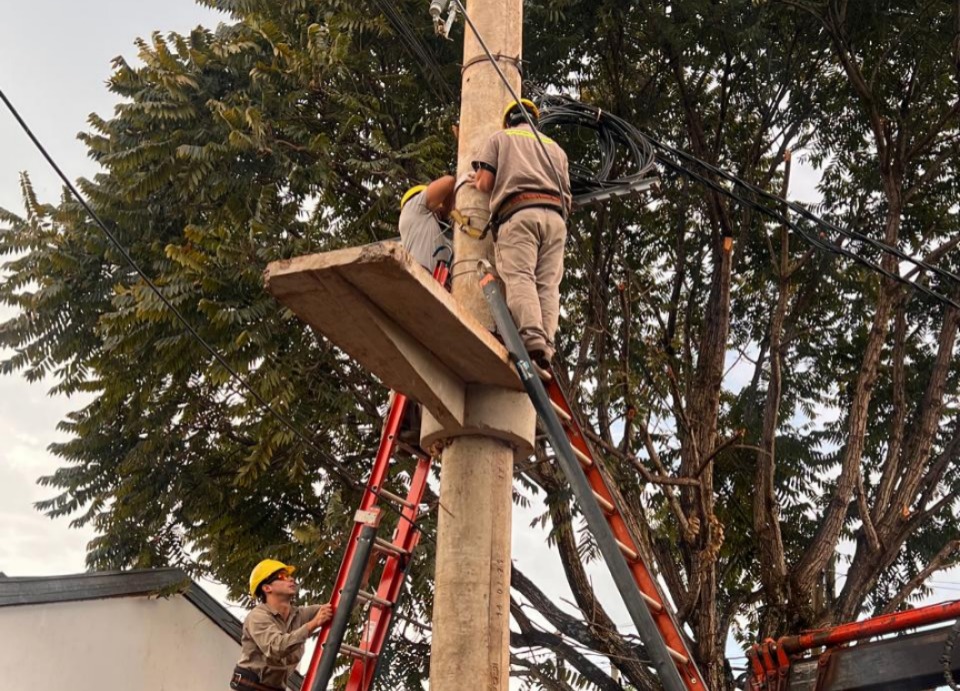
[2,1,959,689]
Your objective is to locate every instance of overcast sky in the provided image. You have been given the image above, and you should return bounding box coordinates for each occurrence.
[0,0,227,576]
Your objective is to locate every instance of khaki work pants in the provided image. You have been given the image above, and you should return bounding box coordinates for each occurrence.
[494,207,566,360]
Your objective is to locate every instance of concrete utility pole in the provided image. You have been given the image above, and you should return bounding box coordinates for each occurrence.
[428,0,524,688]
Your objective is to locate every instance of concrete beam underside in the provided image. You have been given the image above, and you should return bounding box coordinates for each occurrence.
[264,242,535,452]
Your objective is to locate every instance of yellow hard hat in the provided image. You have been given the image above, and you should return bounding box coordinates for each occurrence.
[502,98,540,128]
[400,185,427,210]
[249,559,297,597]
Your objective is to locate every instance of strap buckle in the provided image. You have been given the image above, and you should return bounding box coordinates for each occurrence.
[450,209,489,240]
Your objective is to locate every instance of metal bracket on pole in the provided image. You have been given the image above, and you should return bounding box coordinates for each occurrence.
[476,261,690,691]
[572,176,659,207]
[428,0,459,39]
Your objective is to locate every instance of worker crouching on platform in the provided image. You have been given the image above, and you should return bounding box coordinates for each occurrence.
[231,559,333,691]
[470,98,572,380]
[399,175,457,272]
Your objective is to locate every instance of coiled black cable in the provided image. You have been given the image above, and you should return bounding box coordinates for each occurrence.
[536,94,657,198]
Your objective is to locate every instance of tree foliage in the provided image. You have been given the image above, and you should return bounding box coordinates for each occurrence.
[2,0,959,689]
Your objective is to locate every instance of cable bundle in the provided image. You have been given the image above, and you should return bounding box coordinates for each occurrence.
[537,94,658,199]
[537,93,958,310]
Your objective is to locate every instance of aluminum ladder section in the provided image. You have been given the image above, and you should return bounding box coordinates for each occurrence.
[301,260,448,691]
[478,263,707,691]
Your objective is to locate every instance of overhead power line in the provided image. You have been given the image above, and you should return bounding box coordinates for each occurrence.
[649,131,960,289]
[536,95,657,199]
[651,137,960,311]
[0,86,436,542]
[371,0,457,103]
[533,94,960,311]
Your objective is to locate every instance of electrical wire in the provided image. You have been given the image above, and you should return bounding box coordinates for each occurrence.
[533,94,960,311]
[0,86,436,543]
[371,0,457,103]
[651,139,960,311]
[647,132,960,289]
[536,94,657,198]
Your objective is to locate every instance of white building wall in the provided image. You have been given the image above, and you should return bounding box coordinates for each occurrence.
[0,595,239,690]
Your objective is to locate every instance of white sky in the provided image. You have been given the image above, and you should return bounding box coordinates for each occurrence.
[0,0,225,576]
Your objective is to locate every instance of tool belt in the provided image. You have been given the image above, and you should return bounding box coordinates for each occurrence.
[491,192,564,240]
[230,667,284,691]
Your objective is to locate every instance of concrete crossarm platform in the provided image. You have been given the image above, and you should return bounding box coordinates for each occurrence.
[264,242,524,434]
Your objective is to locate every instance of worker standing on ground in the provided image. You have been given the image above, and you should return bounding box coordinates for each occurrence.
[231,559,333,691]
[399,175,457,271]
[470,98,572,379]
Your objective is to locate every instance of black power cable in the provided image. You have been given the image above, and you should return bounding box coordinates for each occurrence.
[534,94,960,311]
[536,94,657,199]
[371,0,457,103]
[0,87,436,543]
[648,131,960,288]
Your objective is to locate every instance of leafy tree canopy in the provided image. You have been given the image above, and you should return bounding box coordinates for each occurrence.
[2,0,958,688]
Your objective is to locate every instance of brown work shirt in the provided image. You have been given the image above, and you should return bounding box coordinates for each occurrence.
[472,122,572,219]
[237,602,321,688]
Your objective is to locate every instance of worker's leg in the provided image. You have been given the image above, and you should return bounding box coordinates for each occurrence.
[534,209,567,361]
[494,210,548,355]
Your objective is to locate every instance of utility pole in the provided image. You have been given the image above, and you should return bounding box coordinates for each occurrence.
[428,0,524,687]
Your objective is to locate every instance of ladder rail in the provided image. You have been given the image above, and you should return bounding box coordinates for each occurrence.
[300,260,448,691]
[309,524,378,691]
[299,394,408,691]
[546,379,705,684]
[478,264,706,691]
[346,454,432,688]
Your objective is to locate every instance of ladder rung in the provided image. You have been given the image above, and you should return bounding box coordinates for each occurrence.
[340,643,378,660]
[377,488,414,509]
[592,491,615,514]
[640,591,663,612]
[357,589,393,609]
[396,441,428,458]
[373,537,410,559]
[616,538,639,562]
[666,645,689,666]
[573,444,593,467]
[550,399,572,424]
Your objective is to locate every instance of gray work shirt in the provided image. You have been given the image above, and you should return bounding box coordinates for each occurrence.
[398,192,452,271]
[237,602,321,687]
[472,122,572,219]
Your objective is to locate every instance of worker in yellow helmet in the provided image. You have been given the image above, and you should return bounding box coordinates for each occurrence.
[230,559,333,691]
[469,98,572,380]
[398,174,457,271]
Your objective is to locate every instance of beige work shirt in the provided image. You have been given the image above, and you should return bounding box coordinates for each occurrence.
[237,602,321,688]
[398,191,452,270]
[472,122,572,219]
